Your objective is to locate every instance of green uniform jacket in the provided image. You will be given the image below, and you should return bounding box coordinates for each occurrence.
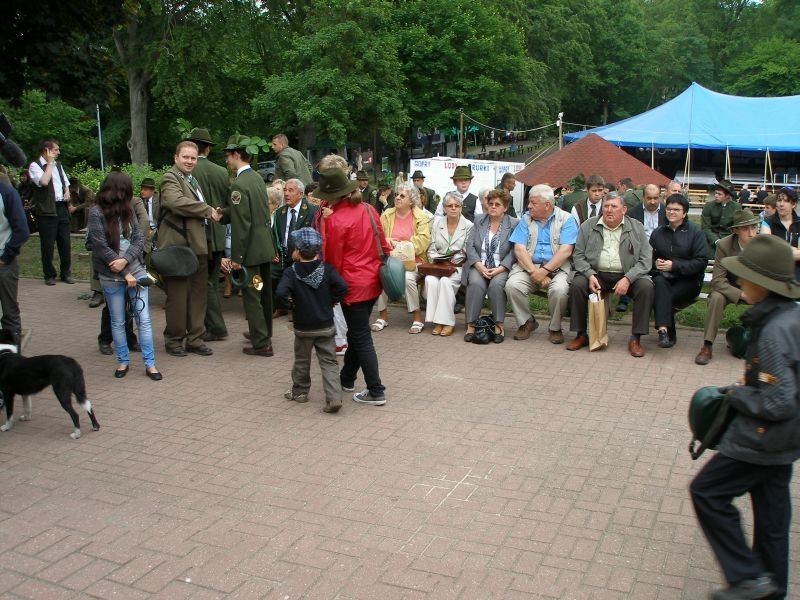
[157,166,216,255]
[560,190,587,213]
[224,167,276,266]
[193,156,230,253]
[623,189,642,210]
[701,200,741,255]
[274,146,313,185]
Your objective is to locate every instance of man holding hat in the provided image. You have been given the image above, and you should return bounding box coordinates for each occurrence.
[437,165,479,222]
[695,208,760,365]
[701,179,741,257]
[186,127,230,342]
[221,134,277,357]
[411,170,439,213]
[690,234,800,600]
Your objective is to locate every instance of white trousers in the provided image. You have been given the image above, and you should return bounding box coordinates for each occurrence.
[423,269,462,326]
[333,303,347,346]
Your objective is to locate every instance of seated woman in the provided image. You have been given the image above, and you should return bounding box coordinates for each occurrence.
[372,182,431,333]
[649,193,708,348]
[463,189,518,343]
[423,192,473,336]
[760,186,800,279]
[87,171,161,380]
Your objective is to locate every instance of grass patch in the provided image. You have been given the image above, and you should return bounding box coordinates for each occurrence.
[19,235,92,281]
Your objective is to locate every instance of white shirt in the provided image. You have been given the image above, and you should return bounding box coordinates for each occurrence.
[29,159,70,202]
[643,208,660,238]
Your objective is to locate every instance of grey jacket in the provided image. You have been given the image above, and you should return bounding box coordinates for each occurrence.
[274,146,313,185]
[572,216,652,283]
[463,213,518,284]
[87,205,145,281]
[721,297,800,466]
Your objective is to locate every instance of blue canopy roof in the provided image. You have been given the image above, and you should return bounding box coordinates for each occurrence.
[564,83,800,152]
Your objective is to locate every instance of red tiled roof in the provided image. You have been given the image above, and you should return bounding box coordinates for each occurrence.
[516,134,671,188]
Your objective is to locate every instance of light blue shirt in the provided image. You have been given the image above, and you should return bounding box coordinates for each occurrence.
[509,211,578,264]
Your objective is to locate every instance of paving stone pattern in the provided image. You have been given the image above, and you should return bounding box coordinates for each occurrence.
[0,279,797,599]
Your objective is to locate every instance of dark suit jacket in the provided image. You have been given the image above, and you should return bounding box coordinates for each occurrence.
[272,198,318,267]
[628,203,668,232]
[193,155,230,253]
[461,193,479,222]
[463,213,518,284]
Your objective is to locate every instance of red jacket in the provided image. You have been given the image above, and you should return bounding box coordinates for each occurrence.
[321,201,391,305]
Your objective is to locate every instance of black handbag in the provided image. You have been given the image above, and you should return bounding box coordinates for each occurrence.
[150,216,199,278]
[472,315,496,345]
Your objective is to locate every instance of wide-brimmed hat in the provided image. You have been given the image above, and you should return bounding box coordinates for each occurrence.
[777,186,798,203]
[411,170,425,180]
[356,170,369,181]
[315,168,358,201]
[451,165,473,180]
[714,179,735,197]
[721,235,800,298]
[223,134,248,152]
[140,177,156,189]
[186,127,215,145]
[730,208,759,229]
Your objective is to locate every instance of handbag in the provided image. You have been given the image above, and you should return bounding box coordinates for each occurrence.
[365,205,405,301]
[150,215,199,278]
[472,315,496,345]
[418,262,456,277]
[688,386,736,460]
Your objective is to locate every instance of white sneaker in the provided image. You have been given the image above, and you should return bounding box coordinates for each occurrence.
[352,390,386,406]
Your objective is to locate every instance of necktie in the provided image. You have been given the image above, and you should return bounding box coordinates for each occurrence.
[286,208,297,246]
[590,203,596,218]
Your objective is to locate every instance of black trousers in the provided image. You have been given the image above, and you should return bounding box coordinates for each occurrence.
[570,272,654,335]
[690,453,793,597]
[37,203,72,280]
[652,275,701,330]
[98,303,137,346]
[340,298,385,396]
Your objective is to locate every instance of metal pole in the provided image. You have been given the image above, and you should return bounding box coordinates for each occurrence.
[459,109,464,158]
[557,112,563,149]
[96,104,105,170]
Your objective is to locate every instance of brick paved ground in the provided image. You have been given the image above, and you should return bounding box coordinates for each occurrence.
[0,278,797,599]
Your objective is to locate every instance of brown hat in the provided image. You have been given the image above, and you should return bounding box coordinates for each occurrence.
[186,127,215,145]
[140,177,156,189]
[730,208,759,229]
[315,168,359,201]
[451,165,473,180]
[714,179,735,197]
[411,170,425,180]
[356,170,369,181]
[722,235,800,299]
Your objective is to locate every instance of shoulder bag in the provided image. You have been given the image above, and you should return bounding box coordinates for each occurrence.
[365,205,404,301]
[150,215,199,278]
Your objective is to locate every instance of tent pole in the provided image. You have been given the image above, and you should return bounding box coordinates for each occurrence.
[684,145,691,190]
[651,144,654,169]
[725,147,731,180]
[767,149,773,187]
[763,150,768,188]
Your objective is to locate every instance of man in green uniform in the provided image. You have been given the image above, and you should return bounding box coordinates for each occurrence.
[186,127,230,342]
[701,179,741,258]
[221,135,277,357]
[271,133,313,185]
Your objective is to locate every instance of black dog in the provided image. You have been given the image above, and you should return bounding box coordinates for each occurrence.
[0,342,100,439]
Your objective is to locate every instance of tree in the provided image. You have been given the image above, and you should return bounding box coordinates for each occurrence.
[722,38,800,96]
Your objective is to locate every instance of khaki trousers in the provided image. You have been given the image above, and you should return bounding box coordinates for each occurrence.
[704,290,735,343]
[292,326,341,410]
[505,265,569,332]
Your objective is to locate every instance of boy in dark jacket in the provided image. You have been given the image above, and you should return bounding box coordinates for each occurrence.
[276,228,348,413]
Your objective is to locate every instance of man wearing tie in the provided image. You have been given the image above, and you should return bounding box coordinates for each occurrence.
[221,135,277,357]
[158,141,221,357]
[271,178,317,317]
[571,174,605,225]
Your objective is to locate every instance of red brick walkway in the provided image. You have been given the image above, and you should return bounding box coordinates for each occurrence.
[0,278,797,598]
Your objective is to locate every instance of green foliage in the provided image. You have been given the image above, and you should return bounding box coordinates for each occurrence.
[69,162,167,194]
[722,38,800,96]
[0,91,97,165]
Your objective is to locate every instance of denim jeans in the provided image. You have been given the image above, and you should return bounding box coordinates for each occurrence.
[103,282,155,368]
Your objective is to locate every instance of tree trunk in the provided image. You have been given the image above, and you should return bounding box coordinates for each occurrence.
[127,70,149,165]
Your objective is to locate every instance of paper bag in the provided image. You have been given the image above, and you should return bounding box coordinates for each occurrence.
[390,240,417,271]
[588,293,608,351]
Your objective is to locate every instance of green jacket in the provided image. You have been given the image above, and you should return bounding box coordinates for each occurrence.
[157,166,216,256]
[623,189,642,210]
[223,167,276,266]
[193,155,230,253]
[274,146,313,185]
[572,216,652,283]
[701,199,741,255]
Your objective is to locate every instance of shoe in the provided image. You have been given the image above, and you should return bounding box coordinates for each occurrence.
[166,347,187,357]
[323,403,342,413]
[283,389,308,403]
[566,334,588,351]
[439,325,454,337]
[99,342,113,355]
[45,278,56,286]
[129,342,141,353]
[145,368,163,381]
[89,292,104,308]
[548,330,564,344]
[242,331,251,341]
[61,276,76,284]
[186,345,213,356]
[710,575,778,600]
[616,300,629,313]
[695,345,713,365]
[513,318,539,340]
[628,338,645,357]
[335,344,348,356]
[352,390,386,406]
[114,366,129,378]
[202,331,228,342]
[341,384,355,393]
[272,309,288,318]
[657,329,672,348]
[453,303,464,314]
[492,328,505,343]
[431,324,443,336]
[243,345,274,357]
[464,332,475,343]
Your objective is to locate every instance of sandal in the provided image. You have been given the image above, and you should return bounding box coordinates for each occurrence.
[408,321,425,334]
[493,325,505,344]
[370,318,388,332]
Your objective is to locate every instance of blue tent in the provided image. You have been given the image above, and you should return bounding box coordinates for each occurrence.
[564,83,800,152]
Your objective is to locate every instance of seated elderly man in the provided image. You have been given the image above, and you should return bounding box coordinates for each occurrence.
[506,184,577,343]
[568,193,654,357]
[694,208,760,365]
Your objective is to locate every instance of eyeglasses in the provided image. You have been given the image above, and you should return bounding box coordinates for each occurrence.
[665,207,684,212]
[444,204,460,209]
[487,201,504,208]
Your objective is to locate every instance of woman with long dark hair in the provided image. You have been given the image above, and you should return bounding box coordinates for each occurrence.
[87,171,161,380]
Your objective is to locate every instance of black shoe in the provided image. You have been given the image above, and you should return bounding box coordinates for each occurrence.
[186,344,213,356]
[242,331,251,341]
[89,292,104,308]
[616,300,629,313]
[99,342,113,355]
[45,278,56,286]
[61,275,76,284]
[166,347,187,357]
[711,575,778,600]
[129,342,141,352]
[657,329,673,348]
[145,368,163,381]
[114,366,129,378]
[202,331,228,342]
